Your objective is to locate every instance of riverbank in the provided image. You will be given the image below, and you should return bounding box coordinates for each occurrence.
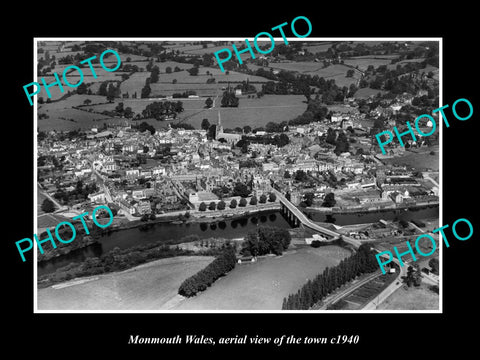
[37,203,281,264]
[104,202,281,232]
[307,201,439,215]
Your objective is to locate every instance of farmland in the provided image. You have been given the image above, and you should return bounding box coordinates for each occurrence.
[380,146,440,171]
[248,62,361,88]
[342,55,397,72]
[37,92,308,132]
[172,245,351,310]
[173,94,307,130]
[37,256,215,310]
[376,284,439,310]
[303,42,334,53]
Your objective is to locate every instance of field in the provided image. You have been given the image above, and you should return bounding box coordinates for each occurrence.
[380,146,439,171]
[303,42,334,53]
[172,245,351,310]
[353,87,387,99]
[37,256,215,310]
[376,284,439,310]
[342,55,397,72]
[173,94,308,130]
[37,93,307,132]
[259,62,362,88]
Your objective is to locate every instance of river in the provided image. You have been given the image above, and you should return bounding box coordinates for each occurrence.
[37,206,438,276]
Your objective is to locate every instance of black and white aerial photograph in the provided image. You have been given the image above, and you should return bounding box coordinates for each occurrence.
[34,39,440,312]
[6,5,479,356]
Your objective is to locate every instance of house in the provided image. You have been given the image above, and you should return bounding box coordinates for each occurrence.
[126,169,140,178]
[88,192,106,203]
[237,256,257,264]
[135,200,151,215]
[119,199,135,214]
[389,191,404,203]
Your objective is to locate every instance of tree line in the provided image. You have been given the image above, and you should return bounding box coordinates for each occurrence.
[241,226,291,257]
[282,243,379,310]
[178,246,237,297]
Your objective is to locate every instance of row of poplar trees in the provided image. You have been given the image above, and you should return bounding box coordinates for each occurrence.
[282,243,379,310]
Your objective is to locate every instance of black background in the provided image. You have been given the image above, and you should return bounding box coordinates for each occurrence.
[5,4,478,356]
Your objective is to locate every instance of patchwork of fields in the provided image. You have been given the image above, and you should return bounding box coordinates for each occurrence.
[36,41,438,133]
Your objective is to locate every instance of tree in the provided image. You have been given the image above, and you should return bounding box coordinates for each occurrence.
[41,198,55,213]
[346,69,355,77]
[77,82,88,95]
[405,265,422,287]
[98,81,108,96]
[295,170,308,182]
[304,192,315,207]
[205,97,213,108]
[207,124,217,140]
[124,107,134,118]
[150,65,160,83]
[239,198,247,207]
[208,201,216,211]
[322,193,336,207]
[334,131,350,155]
[268,192,277,202]
[187,67,199,76]
[165,66,172,74]
[115,102,124,114]
[243,125,252,134]
[325,127,337,145]
[221,91,239,107]
[217,200,226,210]
[429,258,439,275]
[241,226,291,257]
[259,194,267,203]
[141,84,151,98]
[201,118,210,131]
[249,196,258,205]
[198,202,207,211]
[230,199,237,208]
[233,182,250,198]
[106,83,117,102]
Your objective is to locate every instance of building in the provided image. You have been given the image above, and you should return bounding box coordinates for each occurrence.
[88,192,106,203]
[215,111,242,145]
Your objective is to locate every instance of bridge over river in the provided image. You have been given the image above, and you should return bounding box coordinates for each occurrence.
[272,189,362,249]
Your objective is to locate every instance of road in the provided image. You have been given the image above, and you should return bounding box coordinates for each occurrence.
[422,172,439,187]
[272,189,362,249]
[314,270,382,310]
[37,184,67,213]
[361,252,407,310]
[89,161,113,203]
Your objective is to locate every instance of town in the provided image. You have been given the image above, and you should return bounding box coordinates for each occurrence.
[36,39,440,312]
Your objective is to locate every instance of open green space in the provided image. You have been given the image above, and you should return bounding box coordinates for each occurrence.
[173,94,308,130]
[380,147,439,171]
[377,284,439,310]
[343,55,398,71]
[37,256,214,310]
[172,245,351,310]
